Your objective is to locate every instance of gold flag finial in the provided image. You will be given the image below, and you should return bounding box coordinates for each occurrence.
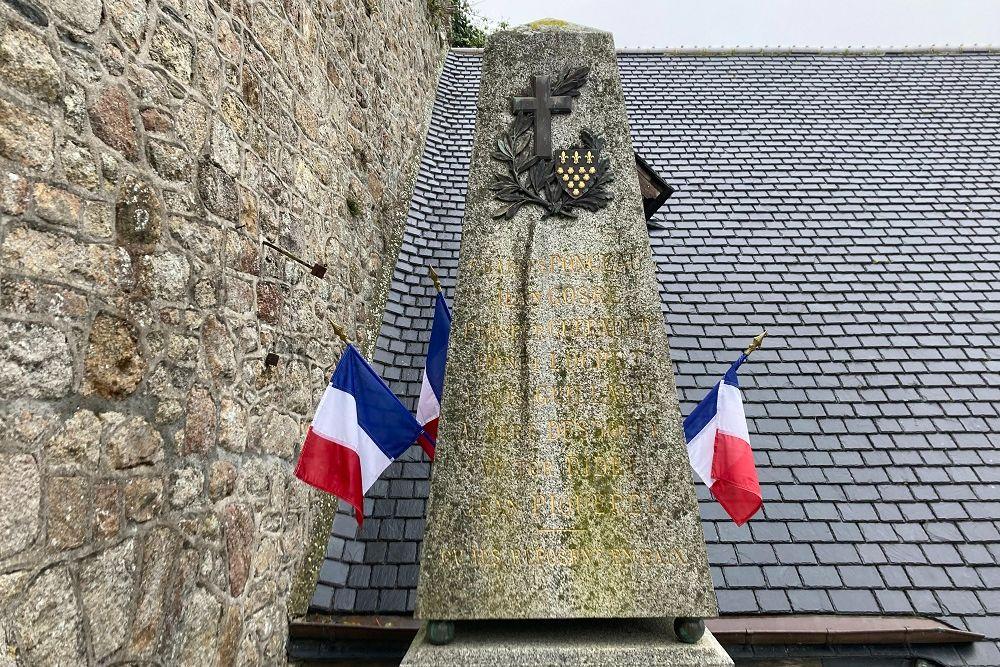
[744,330,768,356]
[428,265,443,293]
[331,320,352,347]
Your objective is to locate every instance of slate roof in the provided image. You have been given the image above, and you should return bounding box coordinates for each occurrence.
[311,49,1000,666]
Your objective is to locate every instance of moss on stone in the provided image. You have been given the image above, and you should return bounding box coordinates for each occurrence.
[527,18,573,29]
[416,23,717,621]
[346,197,361,217]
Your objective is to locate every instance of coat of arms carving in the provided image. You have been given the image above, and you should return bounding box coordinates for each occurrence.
[490,67,613,219]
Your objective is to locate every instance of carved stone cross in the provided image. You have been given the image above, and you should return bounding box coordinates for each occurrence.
[511,74,573,158]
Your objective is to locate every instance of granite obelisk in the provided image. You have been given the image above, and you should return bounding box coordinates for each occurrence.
[409,20,729,665]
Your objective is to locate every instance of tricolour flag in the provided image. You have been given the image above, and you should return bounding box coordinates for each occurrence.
[415,291,451,459]
[684,354,763,526]
[295,344,422,526]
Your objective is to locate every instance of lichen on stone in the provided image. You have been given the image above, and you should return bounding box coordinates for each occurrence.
[0,0,448,659]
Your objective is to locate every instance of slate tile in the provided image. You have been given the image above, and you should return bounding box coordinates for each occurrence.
[787,589,835,613]
[829,589,880,613]
[398,564,420,588]
[875,589,912,614]
[341,540,364,563]
[325,536,345,560]
[905,565,952,589]
[333,588,357,612]
[318,560,349,586]
[816,543,861,565]
[387,542,417,564]
[958,641,1000,667]
[948,566,984,589]
[364,542,387,564]
[310,584,334,611]
[379,589,409,613]
[839,504,879,521]
[404,518,426,540]
[755,590,792,613]
[921,543,964,565]
[939,590,985,615]
[372,499,394,519]
[717,589,758,613]
[762,565,803,588]
[798,566,842,587]
[804,503,840,521]
[707,543,738,565]
[964,615,1000,642]
[735,543,778,565]
[893,523,929,542]
[723,566,766,588]
[907,589,943,615]
[957,544,995,566]
[716,522,754,543]
[331,513,358,539]
[378,520,404,541]
[857,543,888,565]
[347,564,372,588]
[370,565,398,588]
[959,521,1000,542]
[786,522,833,543]
[829,523,863,542]
[837,565,884,589]
[899,503,935,521]
[763,503,807,520]
[859,523,897,542]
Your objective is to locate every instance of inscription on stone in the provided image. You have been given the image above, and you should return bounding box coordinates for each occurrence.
[415,23,717,621]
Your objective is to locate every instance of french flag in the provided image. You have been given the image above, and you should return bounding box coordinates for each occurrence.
[294,345,422,526]
[415,292,451,459]
[684,354,763,526]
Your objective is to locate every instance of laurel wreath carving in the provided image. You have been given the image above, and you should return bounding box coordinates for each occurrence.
[489,67,614,220]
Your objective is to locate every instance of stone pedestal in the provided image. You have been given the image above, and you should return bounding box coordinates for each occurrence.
[402,620,734,667]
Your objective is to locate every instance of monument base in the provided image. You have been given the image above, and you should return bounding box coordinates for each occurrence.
[401,619,734,666]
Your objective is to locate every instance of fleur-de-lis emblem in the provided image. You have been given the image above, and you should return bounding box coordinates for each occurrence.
[556,147,600,199]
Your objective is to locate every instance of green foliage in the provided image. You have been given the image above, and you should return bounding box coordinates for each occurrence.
[450,0,488,47]
[426,0,505,48]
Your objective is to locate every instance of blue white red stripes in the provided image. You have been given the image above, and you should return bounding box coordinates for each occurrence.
[684,354,763,526]
[415,292,451,459]
[294,345,422,526]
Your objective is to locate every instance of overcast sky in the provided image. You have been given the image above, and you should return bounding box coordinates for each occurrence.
[474,0,1000,49]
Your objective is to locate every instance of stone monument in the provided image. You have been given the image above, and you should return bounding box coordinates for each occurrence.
[404,20,732,666]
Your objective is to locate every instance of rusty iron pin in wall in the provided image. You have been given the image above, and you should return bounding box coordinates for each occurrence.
[262,238,327,278]
[260,237,348,368]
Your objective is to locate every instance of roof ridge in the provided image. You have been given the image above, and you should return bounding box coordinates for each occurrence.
[450,46,1000,56]
[619,46,1000,55]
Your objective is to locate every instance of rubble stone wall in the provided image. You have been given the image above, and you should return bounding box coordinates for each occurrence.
[0,0,446,662]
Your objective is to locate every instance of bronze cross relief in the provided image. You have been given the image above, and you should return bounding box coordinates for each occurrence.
[511,75,574,158]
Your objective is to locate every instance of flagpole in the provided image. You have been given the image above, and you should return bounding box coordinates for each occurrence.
[743,330,767,356]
